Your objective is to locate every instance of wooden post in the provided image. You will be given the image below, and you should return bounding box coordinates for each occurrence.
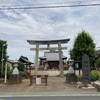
[29,75,33,86]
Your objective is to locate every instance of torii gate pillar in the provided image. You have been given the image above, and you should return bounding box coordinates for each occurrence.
[34,43,39,75]
[58,42,63,76]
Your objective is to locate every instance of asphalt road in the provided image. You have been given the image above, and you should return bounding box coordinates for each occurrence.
[0,96,100,100]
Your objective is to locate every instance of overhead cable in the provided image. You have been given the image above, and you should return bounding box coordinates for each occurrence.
[0,0,100,6]
[0,3,100,10]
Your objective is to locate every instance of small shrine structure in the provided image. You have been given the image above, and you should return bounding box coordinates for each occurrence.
[19,56,34,72]
[39,50,67,69]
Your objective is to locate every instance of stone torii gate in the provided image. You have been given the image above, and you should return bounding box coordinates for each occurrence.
[27,39,70,76]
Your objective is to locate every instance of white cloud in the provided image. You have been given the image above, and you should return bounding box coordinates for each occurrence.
[0,0,100,61]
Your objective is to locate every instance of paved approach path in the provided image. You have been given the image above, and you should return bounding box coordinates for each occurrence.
[0,76,99,95]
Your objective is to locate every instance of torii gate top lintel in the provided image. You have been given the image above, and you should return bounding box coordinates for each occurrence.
[27,38,70,45]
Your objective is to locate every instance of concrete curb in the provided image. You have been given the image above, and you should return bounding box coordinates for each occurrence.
[0,93,100,97]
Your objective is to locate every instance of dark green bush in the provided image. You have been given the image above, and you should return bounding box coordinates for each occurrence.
[78,75,82,82]
[7,69,13,79]
[18,61,25,71]
[95,58,100,70]
[77,70,100,82]
[21,71,28,78]
[64,74,67,77]
[90,71,100,81]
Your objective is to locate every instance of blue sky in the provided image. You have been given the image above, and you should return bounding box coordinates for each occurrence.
[0,0,100,62]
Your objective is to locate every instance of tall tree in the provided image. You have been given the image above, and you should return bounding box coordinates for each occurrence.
[70,30,96,66]
[0,40,8,77]
[94,49,100,70]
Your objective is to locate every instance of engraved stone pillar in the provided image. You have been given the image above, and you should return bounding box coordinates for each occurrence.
[82,54,91,84]
[58,42,63,76]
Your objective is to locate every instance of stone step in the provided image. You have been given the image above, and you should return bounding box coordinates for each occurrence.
[93,81,100,91]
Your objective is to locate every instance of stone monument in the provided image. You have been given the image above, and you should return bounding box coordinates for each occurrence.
[77,54,92,88]
[82,54,91,84]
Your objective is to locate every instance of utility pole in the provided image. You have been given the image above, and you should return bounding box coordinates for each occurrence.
[4,63,7,83]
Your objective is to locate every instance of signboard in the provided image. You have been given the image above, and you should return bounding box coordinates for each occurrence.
[45,52,59,61]
[36,77,41,85]
[73,61,82,70]
[82,54,91,84]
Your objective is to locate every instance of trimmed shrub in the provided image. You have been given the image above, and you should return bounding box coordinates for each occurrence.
[78,75,82,82]
[95,58,100,70]
[90,70,100,81]
[77,70,100,82]
[7,69,13,79]
[21,71,28,78]
[18,61,25,71]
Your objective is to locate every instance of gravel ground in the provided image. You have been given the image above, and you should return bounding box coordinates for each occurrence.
[0,76,99,95]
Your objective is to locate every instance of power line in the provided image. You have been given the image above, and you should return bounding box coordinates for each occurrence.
[0,0,100,7]
[0,3,100,10]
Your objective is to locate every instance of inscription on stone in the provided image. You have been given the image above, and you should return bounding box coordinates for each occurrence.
[82,54,91,84]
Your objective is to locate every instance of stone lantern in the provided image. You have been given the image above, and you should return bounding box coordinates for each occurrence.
[12,63,19,74]
[9,60,22,84]
[66,59,77,83]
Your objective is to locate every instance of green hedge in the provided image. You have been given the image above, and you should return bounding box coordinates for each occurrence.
[78,75,83,81]
[90,71,100,81]
[78,70,100,82]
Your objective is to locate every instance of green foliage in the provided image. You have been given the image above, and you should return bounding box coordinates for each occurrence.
[2,66,13,79]
[77,70,100,82]
[70,30,96,66]
[19,71,28,78]
[18,61,25,71]
[78,75,83,82]
[7,69,13,79]
[90,70,100,81]
[95,58,100,70]
[0,40,8,78]
[0,40,8,63]
[64,74,67,77]
[95,49,100,59]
